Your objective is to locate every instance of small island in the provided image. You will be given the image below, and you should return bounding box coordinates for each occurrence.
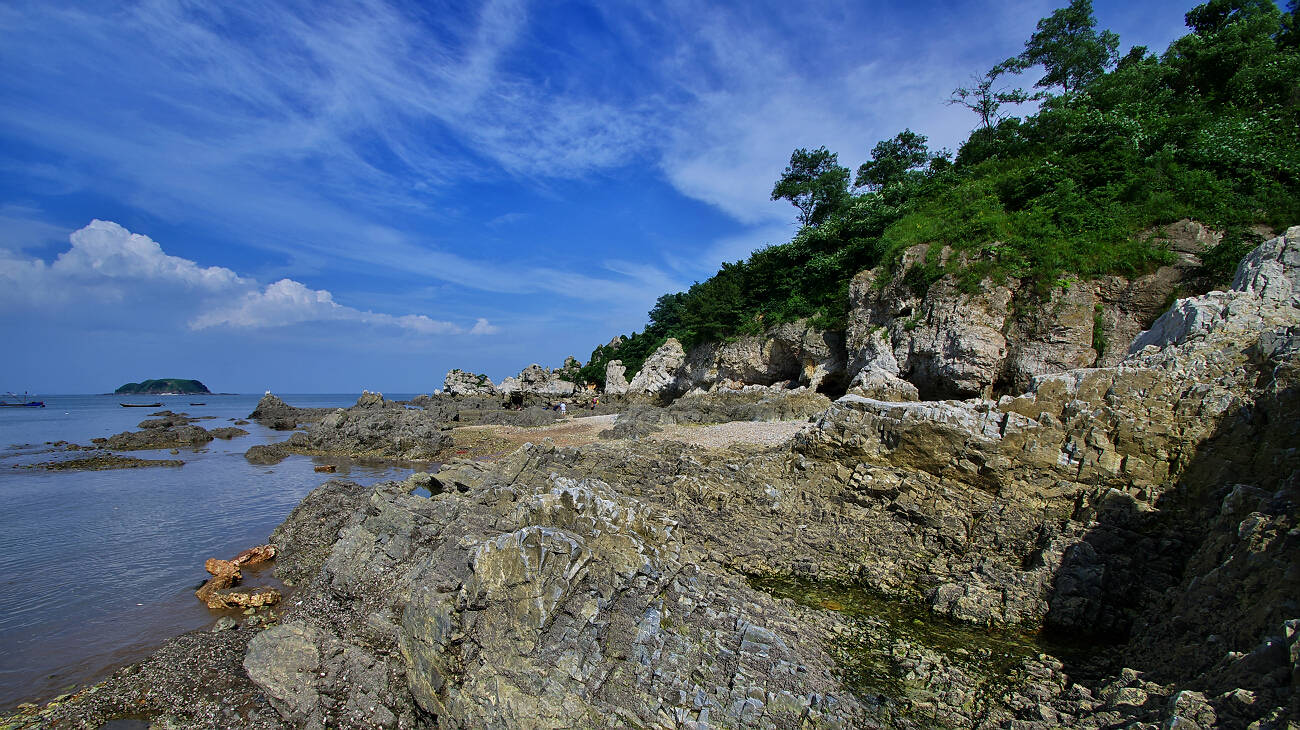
[114,378,211,395]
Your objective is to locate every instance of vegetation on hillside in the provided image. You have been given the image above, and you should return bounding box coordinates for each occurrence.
[579,0,1300,386]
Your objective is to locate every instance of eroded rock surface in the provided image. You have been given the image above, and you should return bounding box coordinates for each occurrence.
[442,369,499,396]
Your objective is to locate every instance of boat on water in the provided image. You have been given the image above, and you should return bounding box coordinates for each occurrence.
[1,392,45,408]
[189,402,206,406]
[119,402,163,408]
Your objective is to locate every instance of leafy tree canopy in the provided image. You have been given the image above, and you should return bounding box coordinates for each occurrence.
[770,147,850,226]
[1009,0,1120,92]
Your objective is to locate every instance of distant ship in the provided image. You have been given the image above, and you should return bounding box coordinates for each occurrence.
[1,392,45,407]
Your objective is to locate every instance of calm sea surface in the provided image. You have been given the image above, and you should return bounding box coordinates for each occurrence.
[0,394,426,711]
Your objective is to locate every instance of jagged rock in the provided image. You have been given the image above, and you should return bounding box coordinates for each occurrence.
[627,338,687,396]
[206,586,280,610]
[844,239,1204,398]
[196,545,277,607]
[604,360,629,394]
[92,424,215,451]
[499,364,577,396]
[249,393,331,429]
[243,475,867,728]
[208,427,248,440]
[353,390,389,409]
[668,320,847,394]
[443,369,499,396]
[283,406,451,460]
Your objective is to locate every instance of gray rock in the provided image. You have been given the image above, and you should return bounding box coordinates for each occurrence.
[604,360,629,394]
[443,369,499,396]
[243,623,322,724]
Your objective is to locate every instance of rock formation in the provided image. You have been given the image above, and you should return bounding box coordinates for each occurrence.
[442,370,499,396]
[282,406,451,461]
[626,337,686,395]
[843,224,1207,399]
[249,393,332,430]
[91,423,215,451]
[603,360,629,394]
[498,364,577,396]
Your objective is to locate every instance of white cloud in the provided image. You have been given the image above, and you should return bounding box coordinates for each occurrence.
[53,220,247,290]
[189,278,481,334]
[1,220,494,337]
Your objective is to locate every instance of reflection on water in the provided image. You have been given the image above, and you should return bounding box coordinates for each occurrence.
[0,394,427,711]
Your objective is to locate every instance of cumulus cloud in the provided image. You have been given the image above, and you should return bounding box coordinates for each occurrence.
[53,220,248,289]
[3,221,495,337]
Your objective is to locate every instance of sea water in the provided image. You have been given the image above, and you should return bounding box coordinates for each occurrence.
[0,394,425,710]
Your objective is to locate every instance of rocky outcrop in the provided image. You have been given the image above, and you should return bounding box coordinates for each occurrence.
[603,360,629,394]
[626,337,686,396]
[442,369,498,396]
[352,390,392,409]
[620,324,847,398]
[249,393,331,430]
[241,473,867,729]
[498,364,577,396]
[91,424,215,451]
[282,406,451,461]
[844,227,1208,398]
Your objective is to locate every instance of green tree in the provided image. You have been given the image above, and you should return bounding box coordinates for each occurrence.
[947,63,1036,129]
[854,129,933,190]
[1011,0,1120,93]
[770,147,851,226]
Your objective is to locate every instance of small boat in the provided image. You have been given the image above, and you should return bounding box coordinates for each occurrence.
[1,392,44,408]
[189,402,206,406]
[120,402,163,408]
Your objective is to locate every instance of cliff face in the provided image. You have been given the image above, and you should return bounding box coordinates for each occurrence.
[619,222,1213,401]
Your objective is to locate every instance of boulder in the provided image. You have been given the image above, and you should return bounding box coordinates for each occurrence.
[243,624,323,724]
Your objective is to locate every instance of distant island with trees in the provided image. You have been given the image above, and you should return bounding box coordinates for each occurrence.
[114,379,211,395]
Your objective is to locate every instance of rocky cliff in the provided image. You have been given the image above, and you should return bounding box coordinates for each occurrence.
[620,221,1215,401]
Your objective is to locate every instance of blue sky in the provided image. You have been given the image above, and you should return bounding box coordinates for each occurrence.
[1,0,1199,393]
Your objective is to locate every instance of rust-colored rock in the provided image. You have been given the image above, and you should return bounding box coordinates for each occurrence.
[196,545,277,606]
[205,586,281,610]
[232,544,276,568]
[205,558,239,576]
[313,464,337,473]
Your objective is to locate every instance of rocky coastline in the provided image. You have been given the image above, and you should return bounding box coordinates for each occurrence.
[6,227,1298,729]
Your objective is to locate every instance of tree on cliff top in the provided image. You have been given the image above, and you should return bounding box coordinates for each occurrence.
[1008,0,1119,93]
[770,147,850,226]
